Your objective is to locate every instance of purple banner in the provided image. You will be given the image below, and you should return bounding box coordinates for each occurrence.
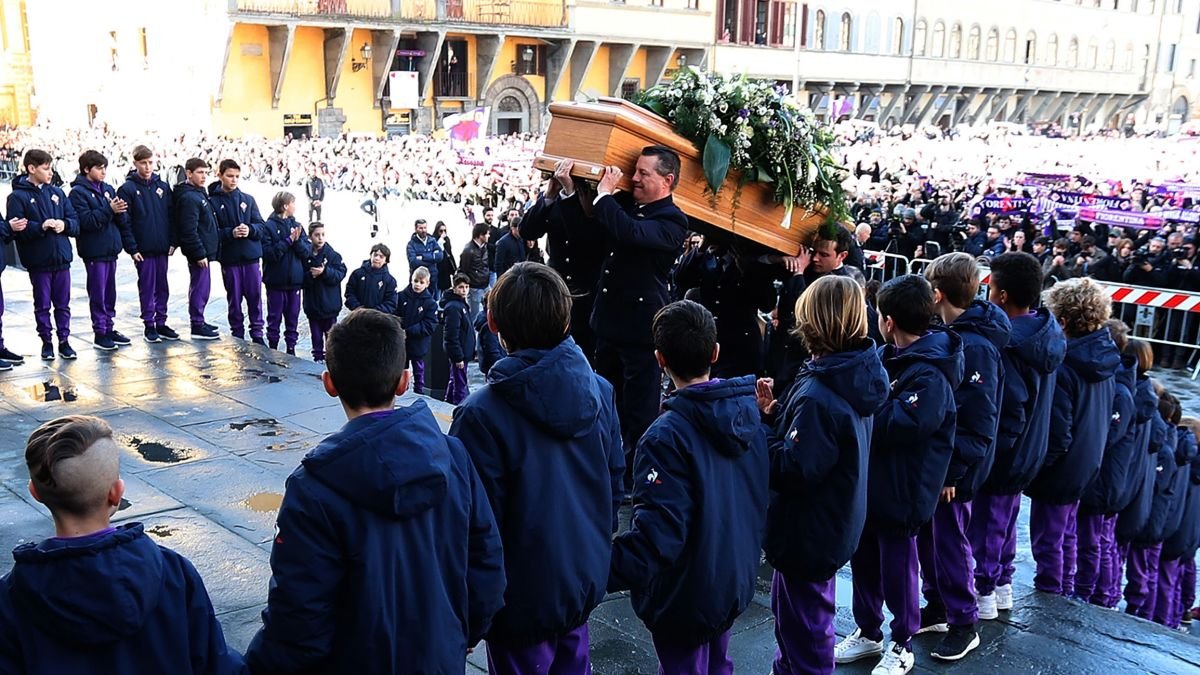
[1077,207,1165,230]
[970,196,1033,217]
[1157,208,1200,223]
[1045,191,1132,211]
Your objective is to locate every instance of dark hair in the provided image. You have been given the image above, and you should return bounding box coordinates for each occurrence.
[509,216,522,231]
[434,220,447,236]
[1159,391,1182,425]
[812,226,852,254]
[218,159,241,174]
[1034,235,1052,247]
[652,300,716,380]
[472,222,490,240]
[1082,235,1096,247]
[641,145,681,189]
[483,206,494,215]
[876,275,934,335]
[490,262,571,351]
[308,221,324,236]
[1053,237,1070,250]
[78,150,107,174]
[26,415,115,517]
[452,272,471,287]
[22,149,52,170]
[370,243,391,262]
[414,218,427,228]
[132,145,154,162]
[326,309,407,409]
[989,252,1044,309]
[184,157,209,172]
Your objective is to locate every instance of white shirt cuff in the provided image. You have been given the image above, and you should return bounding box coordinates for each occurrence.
[593,191,610,206]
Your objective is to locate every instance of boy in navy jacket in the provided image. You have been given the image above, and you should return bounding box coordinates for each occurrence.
[442,272,476,404]
[837,275,962,675]
[969,252,1066,618]
[608,299,766,674]
[245,309,505,674]
[262,191,312,355]
[117,145,178,343]
[1026,278,1120,597]
[474,290,506,376]
[757,276,889,675]
[1124,386,1177,619]
[1156,421,1199,628]
[344,243,397,313]
[0,415,244,674]
[1113,339,1158,607]
[172,158,221,341]
[450,262,624,674]
[68,150,135,351]
[395,266,438,393]
[7,149,81,360]
[209,159,267,345]
[918,253,1010,661]
[302,222,345,362]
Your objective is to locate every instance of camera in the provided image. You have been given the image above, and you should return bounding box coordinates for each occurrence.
[1172,247,1191,260]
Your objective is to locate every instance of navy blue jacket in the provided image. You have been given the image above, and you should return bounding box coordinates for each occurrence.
[610,376,768,645]
[450,338,623,645]
[1160,427,1198,546]
[493,231,526,279]
[870,328,963,535]
[764,342,889,580]
[262,214,313,290]
[406,232,444,276]
[1130,416,1182,545]
[1080,355,1139,515]
[984,309,1067,495]
[441,292,476,364]
[1163,433,1200,561]
[245,403,506,675]
[172,182,219,263]
[1117,375,1161,542]
[944,301,1011,502]
[344,261,397,313]
[474,311,506,375]
[1025,328,1120,504]
[0,523,245,675]
[207,184,265,267]
[68,174,134,262]
[302,243,347,320]
[518,194,606,294]
[117,170,173,256]
[589,193,688,345]
[396,285,438,360]
[6,175,79,272]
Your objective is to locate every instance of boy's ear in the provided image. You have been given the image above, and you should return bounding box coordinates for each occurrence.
[322,371,338,399]
[27,480,41,505]
[108,478,125,510]
[396,369,410,397]
[486,308,499,335]
[653,349,667,371]
[931,287,944,305]
[710,342,720,366]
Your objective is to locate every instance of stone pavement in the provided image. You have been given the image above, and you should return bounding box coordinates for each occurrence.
[1,257,1200,673]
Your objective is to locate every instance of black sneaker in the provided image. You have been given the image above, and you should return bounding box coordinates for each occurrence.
[917,604,949,634]
[109,330,132,346]
[286,348,296,356]
[93,333,118,351]
[59,341,77,360]
[0,347,24,365]
[190,325,220,341]
[144,326,162,343]
[40,342,54,360]
[931,624,981,662]
[156,325,181,341]
[203,322,218,331]
[251,337,267,346]
[268,341,279,350]
[0,360,9,371]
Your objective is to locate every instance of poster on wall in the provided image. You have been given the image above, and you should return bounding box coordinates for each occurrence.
[389,71,420,110]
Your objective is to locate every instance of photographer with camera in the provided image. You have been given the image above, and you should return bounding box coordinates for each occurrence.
[884,207,925,259]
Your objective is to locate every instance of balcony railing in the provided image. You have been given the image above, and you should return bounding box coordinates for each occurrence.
[434,71,475,98]
[404,0,567,28]
[234,0,392,18]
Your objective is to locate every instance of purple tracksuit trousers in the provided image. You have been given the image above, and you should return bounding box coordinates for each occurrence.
[851,526,920,649]
[1125,542,1162,620]
[222,262,264,340]
[1154,557,1182,628]
[135,254,169,328]
[84,260,117,335]
[969,491,1022,596]
[486,624,590,675]
[1181,557,1197,622]
[918,500,978,626]
[308,315,336,361]
[446,361,469,405]
[188,262,211,330]
[266,288,301,350]
[31,269,71,343]
[771,572,836,675]
[652,630,733,675]
[1030,500,1079,595]
[0,275,7,351]
[1074,511,1109,604]
[410,358,426,395]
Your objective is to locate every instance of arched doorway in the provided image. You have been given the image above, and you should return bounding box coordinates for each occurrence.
[494,95,527,136]
[1169,95,1189,135]
[482,74,542,136]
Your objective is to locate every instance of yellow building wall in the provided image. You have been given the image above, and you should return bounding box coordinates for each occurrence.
[581,45,610,99]
[334,27,381,133]
[276,26,325,131]
[0,0,33,126]
[214,23,275,136]
[626,48,647,91]
[492,38,546,102]
[553,61,571,102]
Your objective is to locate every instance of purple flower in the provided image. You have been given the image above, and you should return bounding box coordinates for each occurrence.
[738,109,750,119]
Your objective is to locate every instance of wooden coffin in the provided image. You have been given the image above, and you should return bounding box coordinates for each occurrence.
[534,97,830,255]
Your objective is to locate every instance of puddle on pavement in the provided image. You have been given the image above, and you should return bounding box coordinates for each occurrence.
[265,443,292,451]
[117,497,131,511]
[241,492,283,513]
[241,368,283,383]
[26,381,78,403]
[146,524,176,538]
[123,436,197,464]
[229,418,280,432]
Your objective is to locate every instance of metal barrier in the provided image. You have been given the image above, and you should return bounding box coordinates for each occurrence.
[862,250,910,285]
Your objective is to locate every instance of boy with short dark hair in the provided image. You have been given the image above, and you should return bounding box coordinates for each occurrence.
[345,243,397,313]
[0,415,245,674]
[208,158,267,345]
[442,272,476,404]
[610,298,767,673]
[395,266,438,394]
[7,148,81,360]
[245,309,505,674]
[450,261,624,675]
[837,275,962,675]
[117,145,177,343]
[172,157,221,341]
[302,222,346,362]
[68,150,134,351]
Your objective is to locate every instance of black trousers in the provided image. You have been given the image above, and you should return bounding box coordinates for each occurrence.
[595,337,662,479]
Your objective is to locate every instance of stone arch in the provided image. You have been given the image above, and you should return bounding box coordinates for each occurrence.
[482,74,542,136]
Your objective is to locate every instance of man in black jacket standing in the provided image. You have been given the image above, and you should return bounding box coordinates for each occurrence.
[305,171,324,222]
[458,222,491,319]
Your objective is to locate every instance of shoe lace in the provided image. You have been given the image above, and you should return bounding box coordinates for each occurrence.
[879,645,905,669]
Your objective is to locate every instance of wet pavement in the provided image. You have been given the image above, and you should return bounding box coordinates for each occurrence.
[0,188,1199,672]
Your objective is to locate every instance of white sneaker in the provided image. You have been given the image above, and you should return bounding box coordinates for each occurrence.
[870,641,915,675]
[978,592,999,620]
[834,628,884,664]
[995,584,1014,610]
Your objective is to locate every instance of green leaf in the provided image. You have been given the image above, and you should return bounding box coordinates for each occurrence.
[702,134,731,195]
[755,164,775,184]
[643,99,668,117]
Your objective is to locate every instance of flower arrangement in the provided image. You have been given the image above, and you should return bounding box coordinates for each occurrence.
[634,67,849,229]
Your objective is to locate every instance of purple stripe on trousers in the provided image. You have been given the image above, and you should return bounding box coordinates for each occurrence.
[772,571,835,675]
[84,260,117,334]
[31,269,71,343]
[485,624,590,675]
[918,500,978,626]
[222,262,264,340]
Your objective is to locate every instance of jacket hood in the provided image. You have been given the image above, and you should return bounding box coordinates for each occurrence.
[882,326,964,390]
[206,181,239,198]
[1135,375,1157,425]
[440,291,466,310]
[662,375,762,458]
[802,340,890,416]
[124,169,160,186]
[358,260,390,275]
[7,524,163,645]
[952,300,1012,351]
[11,174,38,193]
[1063,327,1121,383]
[1008,308,1067,375]
[1176,428,1198,467]
[1115,353,1137,393]
[70,174,105,192]
[487,338,602,439]
[301,402,449,518]
[173,181,206,197]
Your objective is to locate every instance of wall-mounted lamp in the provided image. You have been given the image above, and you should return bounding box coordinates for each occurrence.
[522,45,535,67]
[352,43,372,72]
[677,53,687,69]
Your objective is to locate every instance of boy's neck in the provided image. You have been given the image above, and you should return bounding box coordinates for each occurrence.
[891,330,922,350]
[998,303,1031,320]
[936,303,966,325]
[342,401,396,421]
[474,237,486,246]
[669,371,710,390]
[52,513,114,539]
